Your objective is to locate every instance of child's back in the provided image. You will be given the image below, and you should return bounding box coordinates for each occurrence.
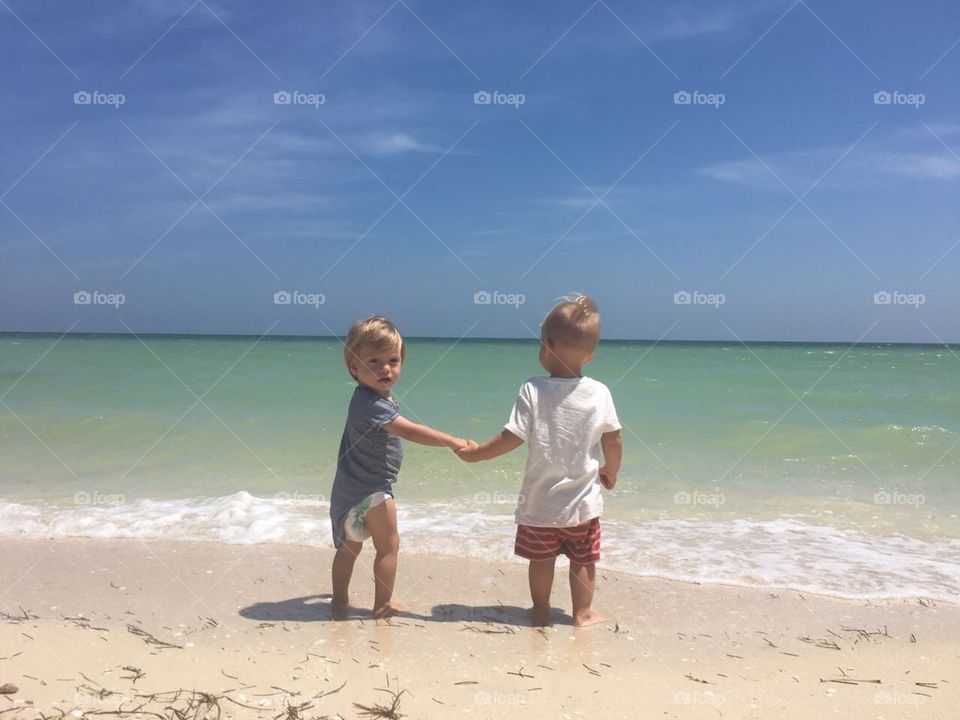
[507,375,619,528]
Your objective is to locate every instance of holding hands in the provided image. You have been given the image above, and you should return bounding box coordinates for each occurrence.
[450,438,479,455]
[455,439,480,461]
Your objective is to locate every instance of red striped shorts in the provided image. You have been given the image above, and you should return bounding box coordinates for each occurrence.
[514,518,601,564]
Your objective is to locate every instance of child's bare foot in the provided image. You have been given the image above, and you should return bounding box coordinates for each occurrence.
[331,596,351,619]
[573,610,608,627]
[372,600,409,618]
[530,605,552,627]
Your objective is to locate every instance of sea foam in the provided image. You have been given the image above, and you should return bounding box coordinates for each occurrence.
[1,492,957,603]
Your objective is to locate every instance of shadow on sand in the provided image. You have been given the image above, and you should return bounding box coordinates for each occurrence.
[239,595,576,626]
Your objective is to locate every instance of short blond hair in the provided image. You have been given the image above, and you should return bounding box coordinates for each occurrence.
[541,293,601,356]
[343,316,405,380]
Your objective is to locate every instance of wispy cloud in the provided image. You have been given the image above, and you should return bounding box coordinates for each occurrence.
[653,7,738,38]
[543,184,683,209]
[204,192,337,213]
[351,132,445,156]
[697,158,773,187]
[651,0,791,38]
[699,126,960,190]
[875,152,960,180]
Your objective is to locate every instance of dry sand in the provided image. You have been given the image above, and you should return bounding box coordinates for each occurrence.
[0,537,956,719]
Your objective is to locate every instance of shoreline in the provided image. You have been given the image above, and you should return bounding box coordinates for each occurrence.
[3,492,958,605]
[1,536,957,718]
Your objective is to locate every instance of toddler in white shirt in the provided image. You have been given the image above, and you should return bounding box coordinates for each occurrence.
[457,294,623,627]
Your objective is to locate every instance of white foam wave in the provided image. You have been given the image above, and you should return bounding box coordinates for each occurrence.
[1,492,957,603]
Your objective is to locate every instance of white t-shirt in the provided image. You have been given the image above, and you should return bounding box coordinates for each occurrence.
[504,376,621,527]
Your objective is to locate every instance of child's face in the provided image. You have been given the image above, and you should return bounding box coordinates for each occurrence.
[351,345,402,396]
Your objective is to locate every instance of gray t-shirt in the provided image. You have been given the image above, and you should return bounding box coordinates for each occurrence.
[330,385,403,547]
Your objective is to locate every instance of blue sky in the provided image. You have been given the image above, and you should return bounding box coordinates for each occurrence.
[1,0,958,342]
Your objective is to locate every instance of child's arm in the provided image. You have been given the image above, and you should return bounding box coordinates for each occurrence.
[456,429,524,462]
[383,415,466,450]
[599,430,623,489]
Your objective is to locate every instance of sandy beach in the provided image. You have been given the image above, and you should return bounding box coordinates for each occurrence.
[0,538,956,719]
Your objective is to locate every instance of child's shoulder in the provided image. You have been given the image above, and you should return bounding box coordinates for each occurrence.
[523,375,609,388]
[521,375,612,397]
[348,385,395,411]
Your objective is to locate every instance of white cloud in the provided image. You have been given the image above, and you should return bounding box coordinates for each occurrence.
[353,132,443,156]
[655,8,737,38]
[697,158,773,187]
[204,192,336,213]
[875,152,960,180]
[698,128,960,190]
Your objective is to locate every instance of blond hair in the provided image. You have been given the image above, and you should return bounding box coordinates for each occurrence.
[541,293,601,356]
[343,316,405,380]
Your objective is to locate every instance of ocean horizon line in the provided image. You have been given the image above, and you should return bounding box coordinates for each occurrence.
[1,330,957,349]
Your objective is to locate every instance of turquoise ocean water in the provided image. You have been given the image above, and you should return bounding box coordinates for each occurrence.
[1,334,958,601]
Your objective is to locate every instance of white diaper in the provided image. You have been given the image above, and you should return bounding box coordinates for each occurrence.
[343,491,390,543]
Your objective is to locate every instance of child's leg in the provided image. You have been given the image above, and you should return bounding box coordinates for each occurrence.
[331,539,363,608]
[569,562,606,627]
[528,558,556,626]
[364,497,408,617]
